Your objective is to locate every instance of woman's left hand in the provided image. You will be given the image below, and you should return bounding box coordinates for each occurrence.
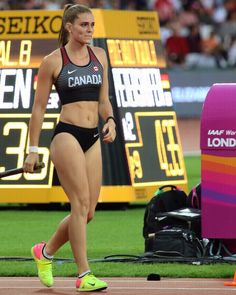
[102,120,116,143]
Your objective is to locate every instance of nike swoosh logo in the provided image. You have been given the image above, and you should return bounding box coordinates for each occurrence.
[93,133,99,137]
[68,69,77,74]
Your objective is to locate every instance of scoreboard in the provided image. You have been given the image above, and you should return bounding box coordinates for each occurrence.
[0,9,187,203]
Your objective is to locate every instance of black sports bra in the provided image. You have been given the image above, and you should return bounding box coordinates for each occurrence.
[54,46,103,105]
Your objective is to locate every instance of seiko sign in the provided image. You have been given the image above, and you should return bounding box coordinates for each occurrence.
[0,14,62,38]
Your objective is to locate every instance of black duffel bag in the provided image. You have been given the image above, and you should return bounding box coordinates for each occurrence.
[145,227,204,258]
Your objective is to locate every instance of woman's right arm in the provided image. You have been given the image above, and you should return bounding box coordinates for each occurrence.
[24,55,55,172]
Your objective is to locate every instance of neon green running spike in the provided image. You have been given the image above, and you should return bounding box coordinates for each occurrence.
[76,273,108,292]
[31,242,54,287]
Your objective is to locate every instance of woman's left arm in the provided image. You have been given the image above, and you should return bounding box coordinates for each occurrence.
[97,48,116,143]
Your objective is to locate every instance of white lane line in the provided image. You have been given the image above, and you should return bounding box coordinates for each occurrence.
[112,287,236,291]
[0,279,74,282]
[0,287,72,289]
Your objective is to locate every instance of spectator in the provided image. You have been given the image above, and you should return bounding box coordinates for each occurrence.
[74,0,91,6]
[61,0,92,7]
[45,0,61,9]
[165,21,189,67]
[191,1,213,25]
[171,0,182,13]
[0,0,10,9]
[126,0,136,10]
[110,0,121,9]
[201,29,227,68]
[184,24,203,68]
[23,0,45,9]
[224,0,236,15]
[8,0,24,9]
[227,37,236,67]
[153,0,176,25]
[178,2,199,27]
[187,24,202,53]
[212,2,227,24]
[218,10,236,44]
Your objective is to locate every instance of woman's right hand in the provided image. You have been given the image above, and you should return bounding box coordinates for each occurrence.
[23,153,39,173]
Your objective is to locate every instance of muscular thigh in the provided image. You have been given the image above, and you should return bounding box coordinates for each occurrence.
[50,133,89,204]
[85,139,102,210]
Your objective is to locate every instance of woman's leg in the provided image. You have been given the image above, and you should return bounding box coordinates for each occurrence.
[44,214,70,255]
[48,133,91,274]
[45,141,102,255]
[45,139,102,256]
[85,139,102,221]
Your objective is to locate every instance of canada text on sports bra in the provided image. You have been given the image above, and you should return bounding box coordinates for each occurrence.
[68,74,102,88]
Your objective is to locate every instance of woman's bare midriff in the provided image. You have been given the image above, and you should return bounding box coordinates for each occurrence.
[59,100,99,128]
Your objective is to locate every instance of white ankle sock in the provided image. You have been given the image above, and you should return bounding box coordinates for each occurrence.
[42,245,54,260]
[79,270,91,278]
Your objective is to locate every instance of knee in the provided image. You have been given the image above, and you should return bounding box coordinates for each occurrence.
[87,210,95,223]
[71,197,90,217]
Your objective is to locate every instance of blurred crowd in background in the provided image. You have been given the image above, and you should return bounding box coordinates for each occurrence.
[1,0,236,69]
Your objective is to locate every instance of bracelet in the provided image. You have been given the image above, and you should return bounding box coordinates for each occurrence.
[106,116,116,125]
[29,146,38,153]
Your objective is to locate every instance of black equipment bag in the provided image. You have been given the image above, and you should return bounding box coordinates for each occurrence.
[143,185,187,238]
[145,227,204,258]
[186,183,202,237]
[186,183,201,209]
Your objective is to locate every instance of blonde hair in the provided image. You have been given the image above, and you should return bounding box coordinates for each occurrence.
[58,4,92,47]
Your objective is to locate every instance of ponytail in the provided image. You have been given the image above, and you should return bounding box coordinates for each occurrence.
[58,4,73,47]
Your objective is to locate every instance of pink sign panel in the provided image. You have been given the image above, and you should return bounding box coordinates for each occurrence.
[200,83,236,238]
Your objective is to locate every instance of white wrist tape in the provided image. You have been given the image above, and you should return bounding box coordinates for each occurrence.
[29,146,38,153]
